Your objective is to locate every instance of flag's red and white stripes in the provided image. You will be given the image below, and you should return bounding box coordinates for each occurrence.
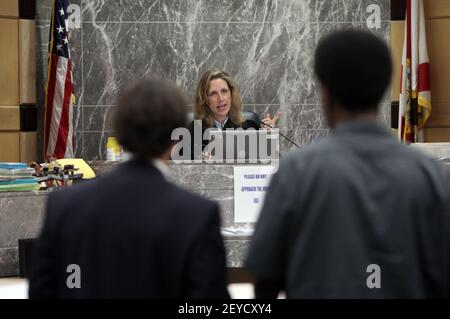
[44,0,75,160]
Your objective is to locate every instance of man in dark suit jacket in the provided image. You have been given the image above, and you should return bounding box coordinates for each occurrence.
[29,79,230,298]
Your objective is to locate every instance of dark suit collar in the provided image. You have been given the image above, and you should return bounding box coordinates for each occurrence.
[117,157,165,179]
[199,119,239,130]
[222,119,239,129]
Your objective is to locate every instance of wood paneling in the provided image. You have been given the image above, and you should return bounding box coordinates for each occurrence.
[20,132,36,163]
[425,103,450,127]
[0,18,19,106]
[19,19,36,104]
[424,18,450,140]
[424,0,450,19]
[426,19,450,103]
[424,127,450,142]
[0,106,20,131]
[0,0,19,18]
[0,132,20,162]
[390,21,405,102]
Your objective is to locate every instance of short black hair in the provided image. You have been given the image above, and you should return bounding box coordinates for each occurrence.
[114,78,187,158]
[314,29,392,112]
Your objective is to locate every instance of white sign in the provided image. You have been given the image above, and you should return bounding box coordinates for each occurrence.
[233,166,277,223]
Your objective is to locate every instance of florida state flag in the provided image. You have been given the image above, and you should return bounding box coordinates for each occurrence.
[398,0,431,143]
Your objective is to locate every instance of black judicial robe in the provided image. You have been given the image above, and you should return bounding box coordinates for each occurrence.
[187,119,260,160]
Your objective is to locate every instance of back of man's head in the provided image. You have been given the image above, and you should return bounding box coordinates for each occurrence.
[314,29,392,113]
[114,78,187,159]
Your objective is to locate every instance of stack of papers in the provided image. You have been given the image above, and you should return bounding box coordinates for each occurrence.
[0,163,37,192]
[0,162,28,169]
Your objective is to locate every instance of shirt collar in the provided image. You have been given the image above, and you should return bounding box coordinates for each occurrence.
[151,159,169,178]
[333,120,390,137]
[214,117,229,130]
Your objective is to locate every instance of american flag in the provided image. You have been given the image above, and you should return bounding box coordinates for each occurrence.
[44,0,75,160]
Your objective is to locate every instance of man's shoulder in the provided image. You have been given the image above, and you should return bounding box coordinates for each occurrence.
[382,139,448,172]
[282,134,449,182]
[46,163,137,207]
[282,136,338,164]
[46,176,101,207]
[396,143,450,183]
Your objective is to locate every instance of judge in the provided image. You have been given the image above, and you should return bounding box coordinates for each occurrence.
[188,69,281,159]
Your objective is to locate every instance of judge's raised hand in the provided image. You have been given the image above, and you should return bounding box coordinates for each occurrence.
[261,112,282,130]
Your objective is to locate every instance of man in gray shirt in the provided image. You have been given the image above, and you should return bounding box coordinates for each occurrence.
[245,30,450,298]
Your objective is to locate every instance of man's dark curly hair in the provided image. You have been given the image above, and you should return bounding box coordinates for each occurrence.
[314,29,392,112]
[113,78,187,159]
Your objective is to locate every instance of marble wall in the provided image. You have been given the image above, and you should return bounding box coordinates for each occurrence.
[0,192,47,276]
[35,0,391,161]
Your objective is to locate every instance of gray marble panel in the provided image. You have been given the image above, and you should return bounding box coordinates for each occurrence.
[81,0,160,22]
[213,190,236,229]
[35,47,47,161]
[35,50,48,117]
[378,103,391,128]
[336,21,390,44]
[36,0,82,21]
[280,104,326,130]
[35,0,391,161]
[83,106,115,132]
[36,22,50,54]
[36,0,53,21]
[81,0,340,23]
[0,248,19,277]
[243,104,326,130]
[167,164,234,190]
[88,161,118,176]
[0,194,47,248]
[74,131,84,158]
[72,105,82,132]
[280,128,330,152]
[194,190,255,231]
[82,131,114,160]
[82,21,336,106]
[224,239,251,268]
[338,0,390,22]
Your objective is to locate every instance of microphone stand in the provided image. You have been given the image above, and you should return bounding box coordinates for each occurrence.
[258,121,301,149]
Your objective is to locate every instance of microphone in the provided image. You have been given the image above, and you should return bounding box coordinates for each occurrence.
[258,120,301,149]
